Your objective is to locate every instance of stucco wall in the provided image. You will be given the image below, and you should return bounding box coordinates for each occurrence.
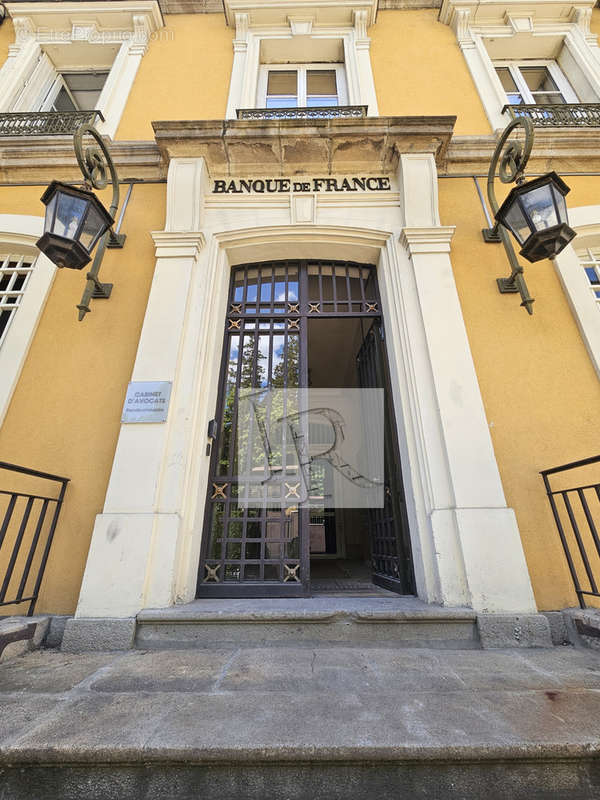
[0,184,165,614]
[370,10,491,135]
[439,175,600,611]
[115,14,233,140]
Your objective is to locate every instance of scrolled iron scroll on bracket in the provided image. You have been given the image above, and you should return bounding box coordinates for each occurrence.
[73,123,126,321]
[482,116,535,315]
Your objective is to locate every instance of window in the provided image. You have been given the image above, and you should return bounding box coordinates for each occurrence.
[0,254,35,348]
[42,71,109,113]
[494,61,578,106]
[0,2,163,138]
[580,248,600,307]
[259,64,347,109]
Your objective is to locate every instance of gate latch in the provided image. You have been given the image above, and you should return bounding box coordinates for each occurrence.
[206,419,217,455]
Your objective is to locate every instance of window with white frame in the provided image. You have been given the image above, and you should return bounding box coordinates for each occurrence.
[42,70,109,113]
[0,2,162,137]
[494,61,578,106]
[579,248,600,307]
[0,253,35,348]
[258,64,347,109]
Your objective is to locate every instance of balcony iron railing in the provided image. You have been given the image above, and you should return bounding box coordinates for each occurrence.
[237,105,367,121]
[541,455,600,609]
[0,461,69,616]
[0,110,104,137]
[504,103,600,127]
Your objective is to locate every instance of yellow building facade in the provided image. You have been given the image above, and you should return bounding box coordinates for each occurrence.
[0,0,599,638]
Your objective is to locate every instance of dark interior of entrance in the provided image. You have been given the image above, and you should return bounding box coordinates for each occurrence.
[307,317,373,592]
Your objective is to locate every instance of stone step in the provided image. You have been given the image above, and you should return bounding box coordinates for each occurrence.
[2,645,600,799]
[0,615,49,663]
[135,596,481,650]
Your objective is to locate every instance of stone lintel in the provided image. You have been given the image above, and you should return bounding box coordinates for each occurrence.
[152,115,457,178]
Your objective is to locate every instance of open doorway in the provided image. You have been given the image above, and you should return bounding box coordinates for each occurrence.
[307,316,413,593]
[197,260,414,598]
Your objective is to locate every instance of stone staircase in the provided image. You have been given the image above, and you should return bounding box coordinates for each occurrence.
[134,596,482,650]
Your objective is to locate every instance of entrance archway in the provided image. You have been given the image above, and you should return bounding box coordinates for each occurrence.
[196,260,414,597]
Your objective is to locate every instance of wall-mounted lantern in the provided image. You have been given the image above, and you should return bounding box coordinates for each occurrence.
[37,181,114,270]
[482,117,576,314]
[35,123,126,321]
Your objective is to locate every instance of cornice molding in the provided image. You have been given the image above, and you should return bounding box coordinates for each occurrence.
[5,1,164,33]
[439,0,597,29]
[152,115,456,178]
[223,0,377,29]
[0,138,164,183]
[151,230,205,259]
[445,129,600,174]
[400,226,455,253]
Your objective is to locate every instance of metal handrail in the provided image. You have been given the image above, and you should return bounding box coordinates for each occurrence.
[504,103,600,127]
[0,462,69,616]
[237,105,367,120]
[541,455,600,608]
[0,110,104,137]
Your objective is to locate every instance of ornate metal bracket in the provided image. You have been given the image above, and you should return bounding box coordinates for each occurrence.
[482,116,535,315]
[73,123,126,321]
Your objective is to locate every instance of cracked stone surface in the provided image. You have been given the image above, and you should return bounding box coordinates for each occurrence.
[0,645,600,764]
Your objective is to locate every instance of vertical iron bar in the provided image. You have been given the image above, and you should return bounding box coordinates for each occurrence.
[543,472,584,608]
[16,498,49,602]
[0,496,34,602]
[563,491,598,594]
[27,480,68,616]
[577,487,600,559]
[0,493,17,549]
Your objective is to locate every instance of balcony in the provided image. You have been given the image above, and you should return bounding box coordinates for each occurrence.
[236,106,367,121]
[504,103,600,128]
[0,110,103,137]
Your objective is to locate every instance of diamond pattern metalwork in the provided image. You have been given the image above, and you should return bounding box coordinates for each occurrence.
[285,482,301,499]
[211,482,228,500]
[288,318,299,331]
[228,318,241,330]
[204,563,221,582]
[308,302,320,314]
[284,564,300,582]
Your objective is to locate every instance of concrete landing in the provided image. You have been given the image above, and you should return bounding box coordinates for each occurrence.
[135,596,481,649]
[1,644,600,798]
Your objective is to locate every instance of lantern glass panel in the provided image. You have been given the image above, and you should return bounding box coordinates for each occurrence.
[44,192,57,232]
[520,184,558,232]
[79,203,106,251]
[551,184,567,222]
[55,192,88,240]
[503,201,531,245]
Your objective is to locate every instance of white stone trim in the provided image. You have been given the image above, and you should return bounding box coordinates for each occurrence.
[439,0,600,132]
[0,215,56,428]
[553,205,600,379]
[75,154,536,619]
[225,7,379,118]
[1,1,163,138]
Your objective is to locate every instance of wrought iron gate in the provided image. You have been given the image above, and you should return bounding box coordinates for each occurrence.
[196,260,414,597]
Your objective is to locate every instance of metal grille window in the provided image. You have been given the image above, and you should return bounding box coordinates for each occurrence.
[0,255,35,348]
[579,248,600,307]
[494,62,578,106]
